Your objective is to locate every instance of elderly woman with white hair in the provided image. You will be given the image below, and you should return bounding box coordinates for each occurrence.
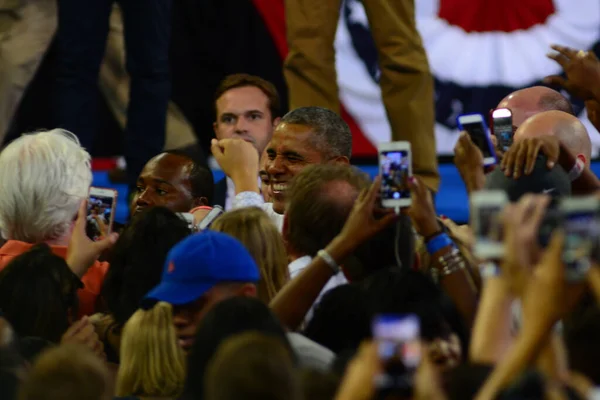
[0,129,116,316]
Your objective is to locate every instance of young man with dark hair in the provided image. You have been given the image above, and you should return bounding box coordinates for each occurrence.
[212,74,281,209]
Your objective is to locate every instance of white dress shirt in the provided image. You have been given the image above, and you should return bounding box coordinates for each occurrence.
[232,191,283,231]
[288,256,348,324]
[225,177,263,211]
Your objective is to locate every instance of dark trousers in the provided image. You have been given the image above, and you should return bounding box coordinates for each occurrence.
[53,0,171,188]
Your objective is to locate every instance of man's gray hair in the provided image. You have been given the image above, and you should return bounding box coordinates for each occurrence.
[0,129,92,242]
[281,107,352,158]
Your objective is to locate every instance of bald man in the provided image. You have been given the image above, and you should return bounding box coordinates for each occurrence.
[496,86,574,128]
[514,110,591,167]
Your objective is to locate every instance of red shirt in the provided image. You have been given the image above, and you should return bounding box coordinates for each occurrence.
[0,240,109,317]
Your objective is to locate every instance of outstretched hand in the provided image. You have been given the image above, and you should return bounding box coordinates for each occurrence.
[67,201,118,277]
[544,44,600,101]
[500,136,559,178]
[339,176,398,250]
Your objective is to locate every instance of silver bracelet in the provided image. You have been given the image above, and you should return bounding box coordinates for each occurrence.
[431,249,465,283]
[317,249,341,274]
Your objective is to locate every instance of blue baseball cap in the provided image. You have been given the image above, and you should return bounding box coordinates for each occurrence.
[144,231,260,306]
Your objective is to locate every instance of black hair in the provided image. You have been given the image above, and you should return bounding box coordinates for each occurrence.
[0,244,80,343]
[443,363,494,400]
[163,147,215,205]
[182,297,292,400]
[360,268,451,342]
[18,336,54,363]
[102,207,191,328]
[349,213,415,280]
[304,284,371,354]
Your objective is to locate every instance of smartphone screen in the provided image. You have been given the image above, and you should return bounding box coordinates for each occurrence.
[86,189,116,241]
[461,120,495,160]
[373,314,420,397]
[492,109,514,152]
[563,211,596,281]
[380,150,411,201]
[473,202,505,259]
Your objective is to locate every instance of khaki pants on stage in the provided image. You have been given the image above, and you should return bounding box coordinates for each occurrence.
[284,0,439,191]
[0,0,56,143]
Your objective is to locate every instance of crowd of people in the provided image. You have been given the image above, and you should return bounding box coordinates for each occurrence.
[3,3,600,399]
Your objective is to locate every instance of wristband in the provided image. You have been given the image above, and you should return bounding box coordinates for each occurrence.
[317,249,341,273]
[568,158,584,181]
[426,233,455,254]
[189,206,213,214]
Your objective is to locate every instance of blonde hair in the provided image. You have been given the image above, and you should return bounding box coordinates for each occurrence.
[211,207,289,302]
[116,302,185,398]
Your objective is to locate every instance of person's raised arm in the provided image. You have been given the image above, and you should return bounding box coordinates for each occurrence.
[270,177,397,330]
[408,177,479,329]
[454,132,487,194]
[211,138,260,194]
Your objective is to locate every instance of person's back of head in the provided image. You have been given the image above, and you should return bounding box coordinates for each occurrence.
[285,164,370,259]
[204,332,301,400]
[103,206,192,327]
[211,207,289,303]
[0,244,80,342]
[304,284,371,354]
[279,107,352,160]
[497,86,574,127]
[183,297,291,400]
[117,302,185,398]
[0,129,91,243]
[18,344,110,400]
[514,109,591,165]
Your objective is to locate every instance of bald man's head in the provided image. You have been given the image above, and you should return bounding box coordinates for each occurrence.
[497,86,574,127]
[514,110,591,166]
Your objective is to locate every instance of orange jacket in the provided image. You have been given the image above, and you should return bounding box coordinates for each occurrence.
[0,240,109,317]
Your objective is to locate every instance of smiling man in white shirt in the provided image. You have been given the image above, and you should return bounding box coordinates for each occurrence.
[211,106,353,230]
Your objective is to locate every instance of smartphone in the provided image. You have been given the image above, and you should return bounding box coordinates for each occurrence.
[457,114,497,167]
[176,213,196,231]
[492,108,514,152]
[198,205,224,231]
[372,314,421,397]
[86,187,117,241]
[378,141,412,209]
[560,197,600,281]
[471,191,508,259]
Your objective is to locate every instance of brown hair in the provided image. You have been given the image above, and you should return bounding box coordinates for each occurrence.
[18,344,110,400]
[211,208,289,302]
[285,164,371,257]
[214,74,281,120]
[204,332,301,400]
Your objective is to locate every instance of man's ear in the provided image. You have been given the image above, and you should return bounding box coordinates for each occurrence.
[213,121,218,136]
[330,155,350,165]
[577,153,588,167]
[272,116,281,128]
[192,197,209,208]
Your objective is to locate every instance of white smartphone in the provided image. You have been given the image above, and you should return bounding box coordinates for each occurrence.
[491,108,514,152]
[87,187,118,241]
[372,314,420,397]
[457,113,497,167]
[471,190,509,259]
[560,197,600,282]
[378,141,412,209]
[176,212,196,231]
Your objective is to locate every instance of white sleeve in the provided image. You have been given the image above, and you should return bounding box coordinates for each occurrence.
[231,191,264,209]
[231,192,284,231]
